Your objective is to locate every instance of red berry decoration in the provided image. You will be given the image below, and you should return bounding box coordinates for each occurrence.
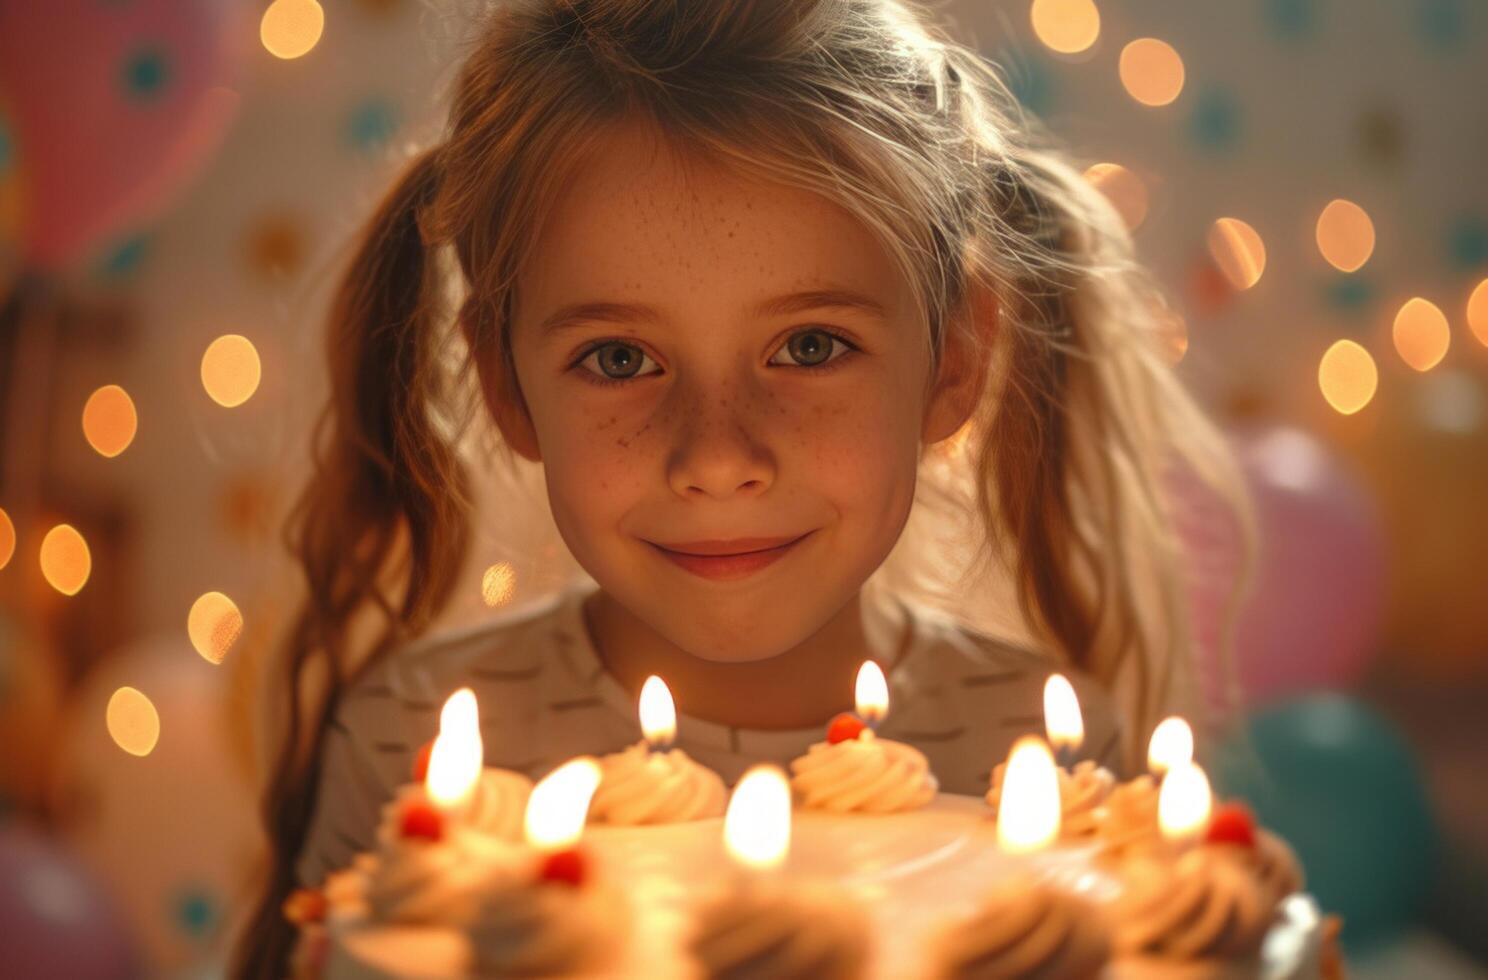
[400,799,444,842]
[411,738,435,782]
[1205,801,1258,849]
[539,847,588,888]
[827,712,867,745]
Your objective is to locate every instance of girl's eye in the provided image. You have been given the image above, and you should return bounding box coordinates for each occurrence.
[769,328,856,368]
[576,341,662,382]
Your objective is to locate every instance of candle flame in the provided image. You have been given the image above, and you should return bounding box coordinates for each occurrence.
[996,736,1061,854]
[525,757,603,851]
[639,675,676,748]
[1158,761,1213,841]
[855,661,888,725]
[1147,716,1195,776]
[1042,674,1084,752]
[723,765,792,871]
[426,688,483,809]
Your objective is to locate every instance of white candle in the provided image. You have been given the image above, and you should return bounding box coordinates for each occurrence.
[639,675,677,753]
[1042,674,1084,766]
[1147,716,1195,778]
[996,736,1062,855]
[855,661,888,732]
[425,688,483,815]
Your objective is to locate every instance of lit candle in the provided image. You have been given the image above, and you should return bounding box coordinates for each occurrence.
[1042,674,1084,769]
[1147,716,1194,778]
[639,675,676,753]
[525,757,603,852]
[1157,760,1212,848]
[855,660,888,731]
[425,688,483,815]
[723,765,793,880]
[996,736,1062,855]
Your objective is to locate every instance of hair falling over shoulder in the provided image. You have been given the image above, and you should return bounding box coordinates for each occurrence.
[232,2,1252,975]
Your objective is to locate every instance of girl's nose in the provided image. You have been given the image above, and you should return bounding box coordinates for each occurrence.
[665,391,776,500]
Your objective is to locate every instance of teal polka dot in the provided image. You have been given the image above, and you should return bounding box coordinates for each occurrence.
[1418,0,1466,49]
[96,234,150,280]
[1265,0,1318,39]
[995,48,1054,118]
[122,46,171,101]
[1448,215,1488,269]
[1325,275,1376,315]
[347,99,399,152]
[173,887,218,939]
[1188,87,1241,152]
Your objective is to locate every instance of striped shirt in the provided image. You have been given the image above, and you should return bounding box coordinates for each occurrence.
[295,581,1124,887]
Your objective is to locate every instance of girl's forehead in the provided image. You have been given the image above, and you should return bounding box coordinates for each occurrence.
[515,124,914,331]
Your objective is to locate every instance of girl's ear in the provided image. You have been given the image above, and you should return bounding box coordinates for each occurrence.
[465,318,543,463]
[922,283,996,445]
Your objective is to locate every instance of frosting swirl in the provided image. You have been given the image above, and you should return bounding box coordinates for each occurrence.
[589,743,727,825]
[1222,829,1305,904]
[1094,774,1162,859]
[467,874,628,977]
[789,734,937,813]
[689,884,870,980]
[460,767,535,841]
[363,835,492,926]
[986,760,1115,839]
[1113,847,1273,961]
[930,874,1110,980]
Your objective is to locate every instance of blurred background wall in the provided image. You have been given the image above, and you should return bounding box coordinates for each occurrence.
[0,0,1485,976]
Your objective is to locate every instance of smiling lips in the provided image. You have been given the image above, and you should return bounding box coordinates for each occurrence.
[647,533,812,581]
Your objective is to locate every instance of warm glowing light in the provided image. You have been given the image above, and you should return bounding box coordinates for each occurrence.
[1119,38,1185,106]
[480,561,517,607]
[1147,716,1194,775]
[525,757,602,851]
[1207,218,1267,290]
[1318,340,1379,415]
[1083,163,1148,231]
[996,736,1061,854]
[855,660,889,726]
[187,591,243,664]
[260,0,324,60]
[107,687,160,757]
[1042,673,1084,752]
[427,688,483,809]
[40,523,91,595]
[1158,761,1213,842]
[81,385,138,458]
[639,675,677,749]
[723,765,793,872]
[201,334,262,408]
[1314,199,1375,273]
[1030,0,1100,55]
[0,507,13,571]
[1393,297,1451,372]
[1468,279,1488,348]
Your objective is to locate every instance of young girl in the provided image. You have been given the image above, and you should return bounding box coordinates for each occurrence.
[234,0,1248,975]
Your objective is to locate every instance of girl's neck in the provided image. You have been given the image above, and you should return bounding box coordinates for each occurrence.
[580,587,906,731]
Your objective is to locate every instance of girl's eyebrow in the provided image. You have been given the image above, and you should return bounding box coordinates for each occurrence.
[536,288,888,335]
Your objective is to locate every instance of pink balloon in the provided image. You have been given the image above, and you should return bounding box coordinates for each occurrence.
[0,0,244,269]
[1171,425,1388,710]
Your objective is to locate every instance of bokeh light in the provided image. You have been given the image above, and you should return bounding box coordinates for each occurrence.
[0,506,14,571]
[481,561,517,608]
[1315,199,1376,273]
[1119,38,1185,107]
[1392,297,1451,372]
[1318,340,1379,415]
[260,0,325,60]
[1207,218,1267,290]
[188,591,244,664]
[1030,0,1100,55]
[201,334,262,407]
[107,687,161,757]
[81,384,138,458]
[40,523,91,595]
[1083,163,1148,231]
[1468,278,1488,347]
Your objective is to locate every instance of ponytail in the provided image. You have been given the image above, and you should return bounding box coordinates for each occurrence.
[230,148,473,979]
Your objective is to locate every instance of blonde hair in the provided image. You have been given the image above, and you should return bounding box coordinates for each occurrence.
[232,1,1251,975]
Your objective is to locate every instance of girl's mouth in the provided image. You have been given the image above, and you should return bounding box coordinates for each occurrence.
[646,532,814,581]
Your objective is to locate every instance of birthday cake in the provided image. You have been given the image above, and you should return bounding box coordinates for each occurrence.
[284,675,1337,980]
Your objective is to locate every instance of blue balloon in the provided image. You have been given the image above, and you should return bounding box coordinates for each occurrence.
[1215,694,1439,954]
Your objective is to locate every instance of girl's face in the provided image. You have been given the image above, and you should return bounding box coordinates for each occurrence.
[491,122,976,663]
